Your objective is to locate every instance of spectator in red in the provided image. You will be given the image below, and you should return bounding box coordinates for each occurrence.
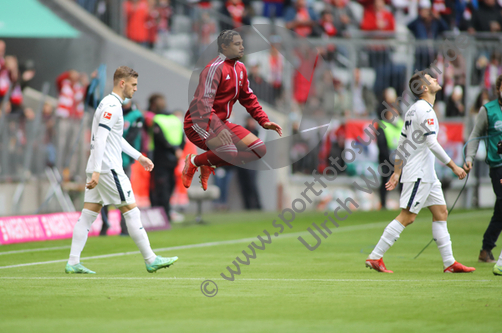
[220,0,251,30]
[360,0,395,31]
[55,70,87,180]
[292,43,318,104]
[124,0,150,47]
[319,10,338,37]
[284,0,319,37]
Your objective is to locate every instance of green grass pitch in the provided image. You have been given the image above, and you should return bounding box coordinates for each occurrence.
[0,209,500,333]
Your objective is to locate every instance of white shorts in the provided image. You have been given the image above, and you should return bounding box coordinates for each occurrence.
[84,170,136,207]
[399,179,446,214]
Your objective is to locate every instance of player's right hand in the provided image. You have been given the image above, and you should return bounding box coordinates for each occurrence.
[453,165,467,180]
[86,172,100,189]
[463,161,472,173]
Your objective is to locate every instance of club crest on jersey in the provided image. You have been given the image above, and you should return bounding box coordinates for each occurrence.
[240,71,243,80]
[103,112,112,120]
[427,118,434,125]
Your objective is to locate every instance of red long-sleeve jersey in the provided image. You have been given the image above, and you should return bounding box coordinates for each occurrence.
[184,54,270,134]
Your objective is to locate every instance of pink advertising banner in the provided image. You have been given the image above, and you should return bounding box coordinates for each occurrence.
[0,207,170,245]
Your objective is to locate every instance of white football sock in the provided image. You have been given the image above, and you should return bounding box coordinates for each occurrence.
[68,209,99,265]
[432,221,455,267]
[496,249,502,266]
[369,219,405,259]
[191,154,197,167]
[123,207,156,264]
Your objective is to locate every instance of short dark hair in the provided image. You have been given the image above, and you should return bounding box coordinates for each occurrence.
[113,66,138,85]
[217,30,240,53]
[148,93,164,112]
[496,75,502,93]
[408,70,430,98]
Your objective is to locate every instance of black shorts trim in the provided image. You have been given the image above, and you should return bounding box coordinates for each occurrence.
[111,169,126,202]
[407,178,421,209]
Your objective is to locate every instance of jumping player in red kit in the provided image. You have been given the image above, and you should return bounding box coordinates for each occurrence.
[182,29,283,190]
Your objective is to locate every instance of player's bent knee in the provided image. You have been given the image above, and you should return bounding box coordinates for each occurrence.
[254,143,267,158]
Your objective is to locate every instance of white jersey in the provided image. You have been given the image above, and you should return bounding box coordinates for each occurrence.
[86,92,125,174]
[399,99,444,183]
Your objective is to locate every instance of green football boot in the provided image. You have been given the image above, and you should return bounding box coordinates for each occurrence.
[493,264,502,276]
[146,256,178,273]
[65,263,96,274]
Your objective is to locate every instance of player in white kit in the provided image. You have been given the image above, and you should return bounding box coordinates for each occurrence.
[365,71,475,273]
[65,66,178,274]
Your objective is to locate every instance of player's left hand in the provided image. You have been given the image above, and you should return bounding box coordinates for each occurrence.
[138,155,154,172]
[263,122,283,136]
[86,172,100,189]
[453,165,467,180]
[385,172,400,191]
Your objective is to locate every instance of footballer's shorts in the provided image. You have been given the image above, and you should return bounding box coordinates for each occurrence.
[184,121,252,151]
[84,170,136,207]
[399,179,446,214]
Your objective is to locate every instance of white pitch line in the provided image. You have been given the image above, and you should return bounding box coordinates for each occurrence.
[0,210,491,270]
[0,276,493,283]
[0,245,70,256]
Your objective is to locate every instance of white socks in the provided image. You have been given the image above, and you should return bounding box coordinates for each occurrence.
[369,220,405,259]
[432,221,455,268]
[68,209,99,265]
[191,155,197,167]
[497,250,502,266]
[123,207,156,264]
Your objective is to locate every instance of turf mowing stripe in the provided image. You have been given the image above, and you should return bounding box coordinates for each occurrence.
[0,276,493,282]
[0,246,71,256]
[0,210,491,270]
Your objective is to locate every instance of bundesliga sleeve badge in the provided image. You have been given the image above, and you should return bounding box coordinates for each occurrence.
[427,118,434,125]
[103,112,112,120]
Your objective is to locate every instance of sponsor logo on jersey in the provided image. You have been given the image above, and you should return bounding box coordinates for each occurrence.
[103,112,112,120]
[495,120,502,132]
[427,118,434,125]
[405,120,412,129]
[225,74,230,80]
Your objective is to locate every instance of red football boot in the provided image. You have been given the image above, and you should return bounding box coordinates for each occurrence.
[365,258,393,273]
[181,154,198,188]
[444,261,476,273]
[199,165,215,191]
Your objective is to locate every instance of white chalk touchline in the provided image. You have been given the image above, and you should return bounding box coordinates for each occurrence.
[0,276,493,283]
[0,245,71,256]
[0,210,491,270]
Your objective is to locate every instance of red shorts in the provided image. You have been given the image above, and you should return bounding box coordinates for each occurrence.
[184,121,251,151]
